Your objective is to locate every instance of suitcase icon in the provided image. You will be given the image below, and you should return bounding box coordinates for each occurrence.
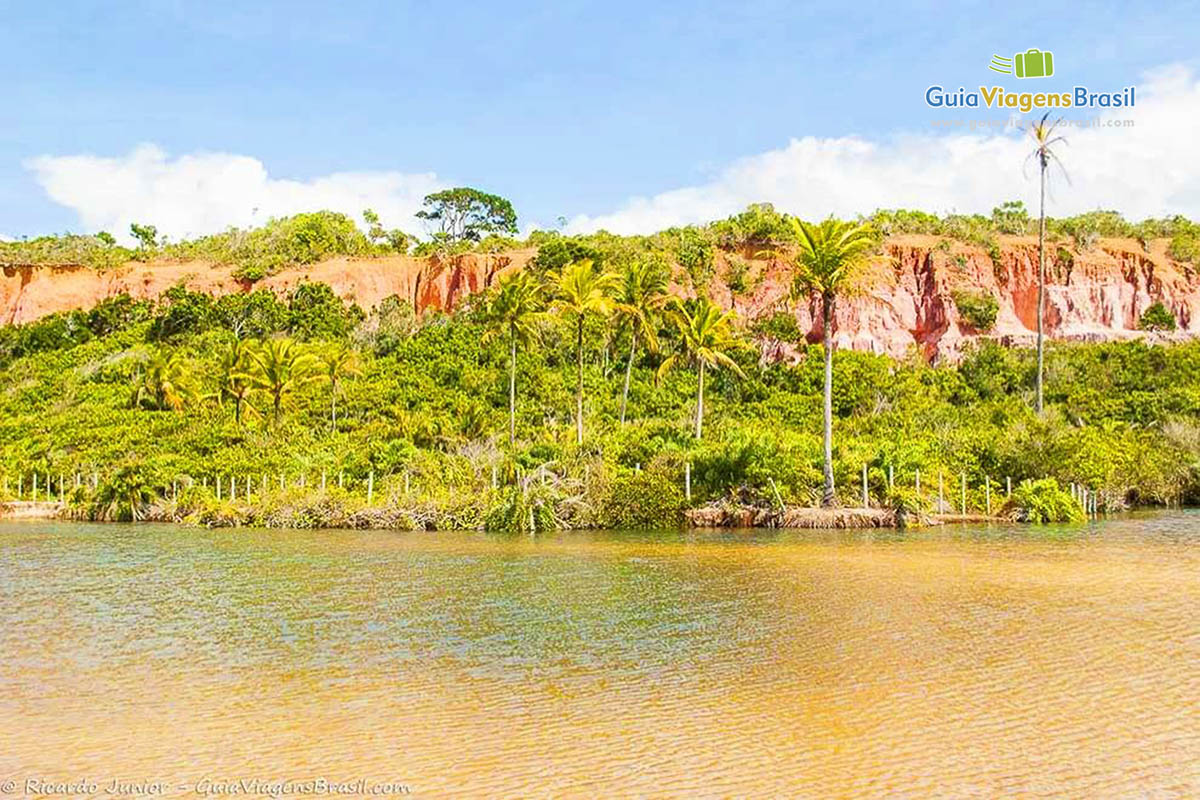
[1014,49,1054,78]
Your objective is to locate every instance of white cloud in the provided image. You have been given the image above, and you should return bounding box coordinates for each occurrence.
[25,144,444,243]
[567,64,1200,234]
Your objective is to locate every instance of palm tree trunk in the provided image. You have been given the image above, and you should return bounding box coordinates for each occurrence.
[694,360,706,439]
[1035,159,1047,414]
[822,291,836,508]
[509,330,517,447]
[576,317,584,446]
[620,330,637,425]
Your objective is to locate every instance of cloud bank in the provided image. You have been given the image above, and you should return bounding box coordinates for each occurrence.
[24,65,1200,241]
[567,64,1200,234]
[26,145,443,243]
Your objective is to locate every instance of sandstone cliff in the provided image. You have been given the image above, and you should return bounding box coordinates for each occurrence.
[2,237,1196,361]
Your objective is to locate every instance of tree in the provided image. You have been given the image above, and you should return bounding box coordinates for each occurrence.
[484,271,547,446]
[251,338,316,422]
[211,338,260,424]
[656,296,745,440]
[615,258,669,424]
[789,217,876,506]
[317,341,362,428]
[1027,113,1068,414]
[129,223,159,250]
[415,188,518,243]
[549,260,622,446]
[91,462,162,522]
[130,349,193,411]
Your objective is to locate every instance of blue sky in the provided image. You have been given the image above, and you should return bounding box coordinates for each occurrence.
[3,0,1199,238]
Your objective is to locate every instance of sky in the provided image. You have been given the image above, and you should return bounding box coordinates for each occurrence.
[2,0,1199,242]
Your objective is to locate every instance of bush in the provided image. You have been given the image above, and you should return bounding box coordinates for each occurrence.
[1138,302,1177,332]
[954,291,999,332]
[603,469,687,528]
[1006,478,1084,523]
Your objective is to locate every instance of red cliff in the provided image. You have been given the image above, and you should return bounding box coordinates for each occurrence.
[2,236,1196,361]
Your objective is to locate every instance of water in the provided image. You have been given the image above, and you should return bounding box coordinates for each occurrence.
[1,515,1197,798]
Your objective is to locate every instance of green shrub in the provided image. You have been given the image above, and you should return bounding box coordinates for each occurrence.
[954,291,999,332]
[1138,302,1177,332]
[484,485,559,534]
[603,469,686,528]
[1006,478,1084,523]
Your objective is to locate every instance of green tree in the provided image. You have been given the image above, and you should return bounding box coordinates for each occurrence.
[415,188,518,243]
[130,349,193,411]
[1138,302,1177,331]
[615,258,669,424]
[91,462,163,522]
[129,222,160,251]
[657,296,745,440]
[317,341,362,428]
[1028,113,1068,414]
[211,338,260,424]
[251,338,316,422]
[484,271,547,446]
[789,217,876,506]
[549,260,622,445]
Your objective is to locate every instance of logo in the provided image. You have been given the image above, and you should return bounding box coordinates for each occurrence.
[924,46,1134,111]
[989,49,1055,79]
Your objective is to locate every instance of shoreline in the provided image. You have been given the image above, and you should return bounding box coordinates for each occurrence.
[0,500,1013,530]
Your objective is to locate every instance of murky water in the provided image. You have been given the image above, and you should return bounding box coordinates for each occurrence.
[1,515,1197,798]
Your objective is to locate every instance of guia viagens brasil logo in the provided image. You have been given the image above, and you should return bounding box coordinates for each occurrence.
[926,48,1134,112]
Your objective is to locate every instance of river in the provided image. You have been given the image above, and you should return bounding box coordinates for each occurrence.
[1,514,1197,797]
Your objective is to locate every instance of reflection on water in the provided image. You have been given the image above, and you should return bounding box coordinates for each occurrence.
[1,514,1197,797]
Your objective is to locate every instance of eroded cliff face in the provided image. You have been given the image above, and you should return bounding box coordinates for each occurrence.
[0,250,535,328]
[2,237,1196,361]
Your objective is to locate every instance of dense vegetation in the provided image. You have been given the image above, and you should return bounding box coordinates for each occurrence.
[3,198,1199,530]
[1,273,1197,529]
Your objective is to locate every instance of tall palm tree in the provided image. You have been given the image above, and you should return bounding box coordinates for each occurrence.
[212,338,260,424]
[616,258,669,424]
[251,338,316,422]
[318,341,362,428]
[1027,113,1067,414]
[484,271,547,446]
[789,217,876,507]
[130,349,193,411]
[549,260,622,445]
[656,296,745,439]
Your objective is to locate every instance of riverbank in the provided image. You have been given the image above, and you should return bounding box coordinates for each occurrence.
[0,495,1016,530]
[0,501,64,520]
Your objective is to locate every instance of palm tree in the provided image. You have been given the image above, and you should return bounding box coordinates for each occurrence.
[656,296,745,439]
[317,341,362,428]
[130,349,192,411]
[789,218,876,507]
[548,260,622,445]
[1027,113,1067,414]
[212,338,260,424]
[615,258,669,424]
[251,338,316,422]
[484,271,547,446]
[90,463,161,522]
